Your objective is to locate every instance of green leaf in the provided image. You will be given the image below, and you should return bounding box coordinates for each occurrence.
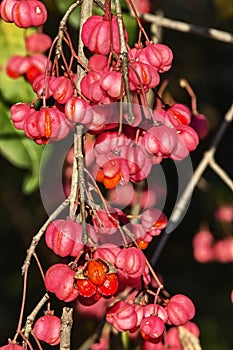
[122,13,138,47]
[54,0,81,29]
[0,21,36,104]
[0,101,44,194]
[0,102,31,168]
[21,138,45,194]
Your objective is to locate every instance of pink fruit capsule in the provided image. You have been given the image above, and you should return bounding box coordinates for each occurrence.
[81,15,128,55]
[140,315,165,342]
[50,76,74,104]
[12,0,47,28]
[0,0,20,22]
[45,263,79,302]
[33,314,60,345]
[166,294,195,326]
[26,33,52,53]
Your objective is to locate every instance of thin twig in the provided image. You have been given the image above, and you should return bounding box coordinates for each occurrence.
[141,13,233,44]
[209,159,233,191]
[179,78,198,114]
[69,0,93,218]
[23,293,50,339]
[33,253,45,281]
[125,0,150,42]
[78,323,110,350]
[60,307,73,350]
[30,332,43,350]
[76,0,93,90]
[150,10,164,43]
[93,0,104,11]
[56,0,84,59]
[115,0,134,124]
[18,332,35,350]
[13,263,29,342]
[151,103,233,265]
[78,333,98,350]
[22,198,70,274]
[76,125,88,244]
[69,143,79,219]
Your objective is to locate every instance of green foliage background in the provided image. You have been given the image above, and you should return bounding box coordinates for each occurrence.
[0,0,232,349]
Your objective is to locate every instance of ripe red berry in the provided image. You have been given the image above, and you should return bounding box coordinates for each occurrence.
[102,171,122,190]
[215,205,233,222]
[99,71,122,99]
[33,314,60,345]
[136,240,149,250]
[93,209,119,235]
[6,53,49,84]
[183,321,200,337]
[26,53,51,83]
[213,238,233,263]
[76,278,97,298]
[98,273,118,296]
[87,260,107,286]
[192,230,214,263]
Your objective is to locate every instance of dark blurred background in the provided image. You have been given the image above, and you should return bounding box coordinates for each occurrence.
[0,0,233,349]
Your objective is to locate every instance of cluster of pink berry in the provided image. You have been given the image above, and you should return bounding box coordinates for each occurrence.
[193,205,233,263]
[106,294,196,347]
[27,212,198,348]
[193,229,233,263]
[1,0,50,84]
[1,1,203,349]
[6,32,52,84]
[34,203,200,349]
[43,208,167,301]
[6,9,200,159]
[61,102,201,197]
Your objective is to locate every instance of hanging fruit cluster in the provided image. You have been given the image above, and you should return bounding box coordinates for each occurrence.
[0,0,206,349]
